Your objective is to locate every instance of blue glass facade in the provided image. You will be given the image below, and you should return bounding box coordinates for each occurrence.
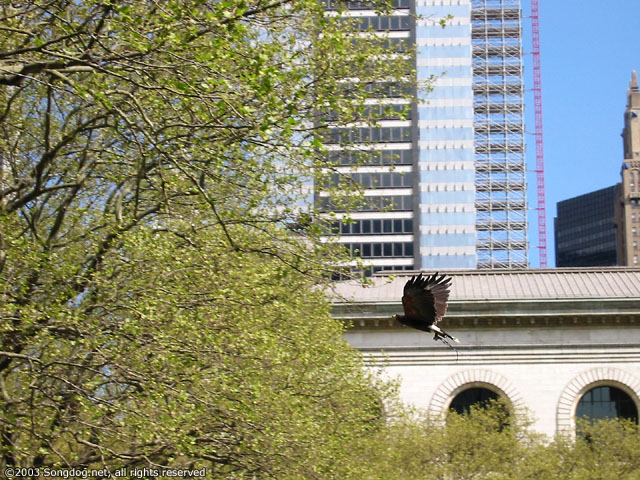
[321,0,527,274]
[416,1,477,269]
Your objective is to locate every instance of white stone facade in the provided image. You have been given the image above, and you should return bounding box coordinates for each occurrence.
[334,268,640,437]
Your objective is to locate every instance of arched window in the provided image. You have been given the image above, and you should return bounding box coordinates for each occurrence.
[576,386,638,423]
[449,387,500,415]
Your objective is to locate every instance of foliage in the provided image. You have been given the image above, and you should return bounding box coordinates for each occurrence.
[8,2,639,479]
[557,418,640,480]
[0,0,414,476]
[358,398,543,480]
[357,400,640,480]
[2,222,395,477]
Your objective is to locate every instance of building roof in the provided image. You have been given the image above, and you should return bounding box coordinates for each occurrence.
[332,267,640,304]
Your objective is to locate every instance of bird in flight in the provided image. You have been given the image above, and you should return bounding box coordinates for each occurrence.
[394,272,459,344]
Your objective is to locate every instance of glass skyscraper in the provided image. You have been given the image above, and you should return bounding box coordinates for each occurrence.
[554,186,618,268]
[323,0,527,274]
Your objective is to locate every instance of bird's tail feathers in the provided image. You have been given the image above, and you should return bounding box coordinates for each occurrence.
[429,324,459,343]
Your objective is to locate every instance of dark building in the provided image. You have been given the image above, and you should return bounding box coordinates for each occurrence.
[554,186,618,267]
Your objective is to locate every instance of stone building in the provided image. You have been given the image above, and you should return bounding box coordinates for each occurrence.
[333,268,640,437]
[616,71,640,266]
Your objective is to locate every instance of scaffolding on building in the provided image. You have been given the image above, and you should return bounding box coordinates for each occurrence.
[471,0,528,269]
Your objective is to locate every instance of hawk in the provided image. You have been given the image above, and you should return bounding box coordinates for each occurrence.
[394,272,458,343]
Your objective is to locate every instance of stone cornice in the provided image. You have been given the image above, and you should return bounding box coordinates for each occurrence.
[359,344,640,366]
[334,297,640,329]
[623,159,640,169]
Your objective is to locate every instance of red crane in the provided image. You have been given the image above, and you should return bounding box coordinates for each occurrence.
[530,0,547,268]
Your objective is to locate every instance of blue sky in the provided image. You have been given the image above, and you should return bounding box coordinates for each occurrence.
[522,1,640,267]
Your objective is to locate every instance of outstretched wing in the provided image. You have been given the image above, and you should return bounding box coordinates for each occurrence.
[428,273,451,322]
[401,273,452,325]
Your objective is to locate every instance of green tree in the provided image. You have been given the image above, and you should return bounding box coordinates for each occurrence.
[0,0,415,476]
[558,418,640,480]
[357,400,640,480]
[357,398,546,480]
